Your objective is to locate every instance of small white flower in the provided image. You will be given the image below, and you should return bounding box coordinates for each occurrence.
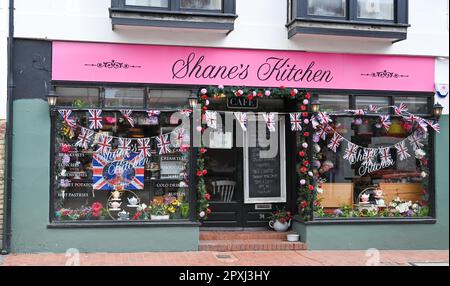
[308,171,314,177]
[302,142,309,149]
[205,99,210,106]
[317,188,324,194]
[199,211,206,218]
[313,144,321,153]
[200,88,208,95]
[218,85,224,89]
[421,171,428,178]
[252,91,257,96]
[304,118,310,124]
[265,90,271,97]
[303,99,309,105]
[300,179,306,185]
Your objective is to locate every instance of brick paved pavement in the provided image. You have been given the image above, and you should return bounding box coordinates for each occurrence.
[0,250,448,266]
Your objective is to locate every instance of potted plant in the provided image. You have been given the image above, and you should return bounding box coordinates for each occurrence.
[149,199,170,220]
[268,209,292,232]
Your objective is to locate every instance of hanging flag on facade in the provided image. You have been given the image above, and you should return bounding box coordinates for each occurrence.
[137,138,152,159]
[156,134,172,155]
[117,138,132,156]
[316,111,332,125]
[394,103,408,115]
[408,131,424,150]
[171,128,186,148]
[96,134,112,154]
[205,111,218,129]
[263,113,277,132]
[88,109,103,130]
[343,142,359,164]
[379,115,392,131]
[395,141,411,161]
[289,113,302,131]
[75,127,94,149]
[328,133,343,153]
[120,109,134,127]
[58,109,76,127]
[234,112,248,131]
[379,147,393,165]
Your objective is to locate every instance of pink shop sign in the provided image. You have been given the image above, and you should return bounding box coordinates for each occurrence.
[52,41,435,92]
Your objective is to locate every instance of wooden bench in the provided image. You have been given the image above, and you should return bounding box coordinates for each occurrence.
[319,183,354,208]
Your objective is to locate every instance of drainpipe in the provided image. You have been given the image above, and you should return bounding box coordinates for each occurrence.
[1,0,14,255]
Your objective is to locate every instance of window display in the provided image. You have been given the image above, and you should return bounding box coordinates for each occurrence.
[53,110,191,222]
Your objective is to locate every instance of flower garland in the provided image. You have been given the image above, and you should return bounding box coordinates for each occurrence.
[196,86,313,221]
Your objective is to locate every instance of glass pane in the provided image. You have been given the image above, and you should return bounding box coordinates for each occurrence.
[356,96,390,110]
[104,88,145,108]
[181,0,222,10]
[148,90,191,109]
[313,116,431,219]
[357,0,394,20]
[308,0,346,17]
[318,94,350,112]
[53,111,191,222]
[395,97,429,115]
[55,87,100,108]
[125,0,169,7]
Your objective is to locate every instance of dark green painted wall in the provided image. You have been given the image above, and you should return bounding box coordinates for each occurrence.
[293,116,449,250]
[11,99,199,253]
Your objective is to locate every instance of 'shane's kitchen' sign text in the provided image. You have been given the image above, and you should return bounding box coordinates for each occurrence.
[52,42,435,92]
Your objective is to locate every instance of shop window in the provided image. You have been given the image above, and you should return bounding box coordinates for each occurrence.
[307,0,346,17]
[55,87,100,108]
[356,96,390,110]
[52,110,191,223]
[357,0,394,20]
[319,94,350,112]
[125,0,169,7]
[395,96,429,115]
[104,88,145,108]
[313,115,431,219]
[181,0,222,11]
[147,89,191,109]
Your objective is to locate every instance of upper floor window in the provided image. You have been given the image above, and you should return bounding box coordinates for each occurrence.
[181,0,222,10]
[125,0,169,8]
[357,0,394,20]
[307,0,346,17]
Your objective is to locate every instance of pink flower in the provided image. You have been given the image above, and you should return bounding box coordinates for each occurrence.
[105,117,117,124]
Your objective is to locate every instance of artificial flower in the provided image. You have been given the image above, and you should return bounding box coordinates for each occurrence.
[200,88,208,95]
[303,99,309,105]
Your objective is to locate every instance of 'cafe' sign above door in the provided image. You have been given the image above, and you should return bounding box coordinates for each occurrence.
[52,41,435,92]
[227,96,258,109]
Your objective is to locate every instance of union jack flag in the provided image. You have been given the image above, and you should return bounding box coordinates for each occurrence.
[362,148,377,164]
[263,113,277,132]
[427,120,440,133]
[315,124,330,141]
[147,110,161,118]
[234,112,248,131]
[408,131,424,151]
[171,128,186,148]
[395,141,411,161]
[343,142,358,164]
[92,152,144,191]
[327,133,343,153]
[75,128,94,149]
[179,109,192,117]
[120,110,134,127]
[88,109,103,130]
[417,118,429,132]
[289,113,302,131]
[117,138,131,156]
[96,134,112,154]
[156,134,172,155]
[205,111,218,129]
[369,105,378,113]
[353,109,366,116]
[137,138,152,159]
[58,109,76,127]
[379,115,392,131]
[379,147,393,165]
[394,103,408,115]
[316,111,332,125]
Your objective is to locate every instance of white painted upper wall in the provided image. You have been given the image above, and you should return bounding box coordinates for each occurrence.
[11,0,450,57]
[0,0,8,119]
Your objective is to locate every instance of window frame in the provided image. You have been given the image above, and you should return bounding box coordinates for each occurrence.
[291,0,408,26]
[310,91,436,222]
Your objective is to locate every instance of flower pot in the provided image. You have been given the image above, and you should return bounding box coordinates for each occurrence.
[151,215,170,220]
[269,219,291,232]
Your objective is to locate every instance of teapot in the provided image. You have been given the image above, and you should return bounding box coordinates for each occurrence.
[361,194,370,203]
[127,196,139,206]
[118,210,129,220]
[109,201,122,209]
[111,190,122,200]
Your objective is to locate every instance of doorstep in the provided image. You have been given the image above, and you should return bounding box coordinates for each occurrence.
[199,231,307,252]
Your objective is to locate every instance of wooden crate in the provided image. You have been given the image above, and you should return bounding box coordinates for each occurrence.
[320,183,354,208]
[379,183,423,203]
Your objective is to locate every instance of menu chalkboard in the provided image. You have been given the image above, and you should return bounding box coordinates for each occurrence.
[248,132,281,199]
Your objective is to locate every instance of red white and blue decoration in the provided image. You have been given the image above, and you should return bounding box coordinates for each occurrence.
[75,127,94,149]
[137,138,152,159]
[171,128,187,148]
[234,112,248,131]
[96,134,112,154]
[205,111,218,129]
[120,109,134,127]
[263,113,277,132]
[343,142,359,164]
[327,133,344,153]
[58,109,76,127]
[92,152,144,191]
[395,141,411,161]
[88,109,103,130]
[117,138,132,156]
[289,113,302,131]
[156,134,172,155]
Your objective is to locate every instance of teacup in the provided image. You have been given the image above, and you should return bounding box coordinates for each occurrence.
[109,201,122,209]
[128,197,138,206]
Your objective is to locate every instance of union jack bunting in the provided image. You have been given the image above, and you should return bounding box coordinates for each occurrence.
[362,148,377,164]
[117,138,132,156]
[426,120,440,133]
[379,147,393,165]
[88,109,103,130]
[394,103,408,115]
[179,109,192,117]
[75,128,94,149]
[156,134,172,155]
[407,114,417,123]
[137,138,152,159]
[343,142,359,164]
[92,152,144,191]
[147,110,161,118]
[311,117,321,130]
[327,133,344,153]
[353,109,366,116]
[316,111,332,125]
[205,111,218,129]
[263,113,277,132]
[417,118,429,132]
[315,124,330,141]
[58,109,76,127]
[379,115,392,131]
[171,128,186,148]
[408,131,424,151]
[234,112,248,131]
[368,105,378,113]
[289,113,302,131]
[96,134,112,154]
[395,141,411,161]
[120,109,134,127]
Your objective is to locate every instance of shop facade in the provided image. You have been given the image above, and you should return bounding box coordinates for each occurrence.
[6,37,448,252]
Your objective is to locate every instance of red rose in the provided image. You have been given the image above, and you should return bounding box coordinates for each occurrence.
[280,86,285,89]
[300,201,308,208]
[302,112,309,117]
[257,92,264,98]
[298,151,305,157]
[204,193,211,200]
[248,94,254,101]
[235,91,242,97]
[200,148,207,154]
[290,90,296,97]
[202,106,208,112]
[197,171,203,177]
[308,185,314,191]
[300,105,307,111]
[303,131,310,137]
[300,167,307,173]
[201,95,208,100]
[201,114,206,121]
[207,208,212,214]
[305,93,311,99]
[202,169,208,175]
[303,160,309,166]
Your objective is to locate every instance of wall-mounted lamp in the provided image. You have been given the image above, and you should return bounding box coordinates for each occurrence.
[47,88,58,107]
[432,103,444,122]
[311,99,321,113]
[188,92,199,108]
